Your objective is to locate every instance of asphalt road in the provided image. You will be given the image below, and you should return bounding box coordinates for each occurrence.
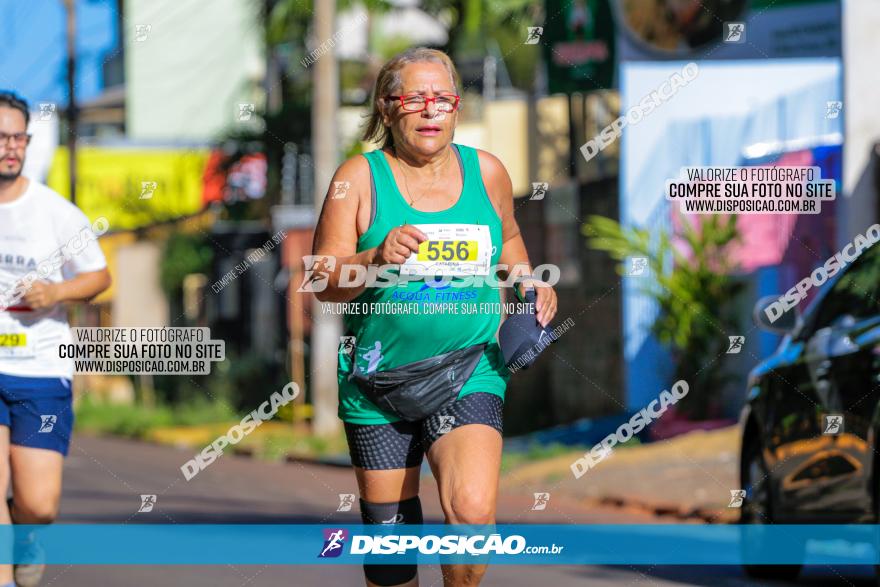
[36,434,877,586]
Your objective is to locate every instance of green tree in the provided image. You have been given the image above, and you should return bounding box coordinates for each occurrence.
[583,214,745,418]
[159,232,214,298]
[422,0,542,90]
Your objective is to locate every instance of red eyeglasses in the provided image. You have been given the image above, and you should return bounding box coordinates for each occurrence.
[385,94,461,113]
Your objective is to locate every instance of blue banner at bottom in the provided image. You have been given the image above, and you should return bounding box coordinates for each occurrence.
[2,524,880,565]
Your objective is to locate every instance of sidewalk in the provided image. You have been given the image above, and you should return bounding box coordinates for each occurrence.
[500,425,741,523]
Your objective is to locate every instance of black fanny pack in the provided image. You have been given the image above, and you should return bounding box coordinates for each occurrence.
[346,343,487,421]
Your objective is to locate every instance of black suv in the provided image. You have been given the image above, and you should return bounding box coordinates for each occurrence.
[740,240,880,580]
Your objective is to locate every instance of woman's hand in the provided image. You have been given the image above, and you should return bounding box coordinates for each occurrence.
[519,278,557,328]
[372,225,428,265]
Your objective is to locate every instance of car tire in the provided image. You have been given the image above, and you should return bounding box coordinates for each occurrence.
[740,437,803,581]
[872,464,880,586]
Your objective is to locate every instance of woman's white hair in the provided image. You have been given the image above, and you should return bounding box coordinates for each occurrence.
[362,47,460,149]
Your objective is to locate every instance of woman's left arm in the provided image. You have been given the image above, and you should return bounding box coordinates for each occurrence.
[478,151,558,327]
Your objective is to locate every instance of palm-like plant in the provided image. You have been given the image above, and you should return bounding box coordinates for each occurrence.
[419,0,542,90]
[583,214,744,418]
[265,0,393,48]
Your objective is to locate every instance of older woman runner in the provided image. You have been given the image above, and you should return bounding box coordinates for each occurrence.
[311,47,557,587]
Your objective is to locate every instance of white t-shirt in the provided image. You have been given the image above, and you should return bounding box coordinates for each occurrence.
[0,179,107,379]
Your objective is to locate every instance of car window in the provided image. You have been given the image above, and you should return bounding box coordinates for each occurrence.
[812,243,880,331]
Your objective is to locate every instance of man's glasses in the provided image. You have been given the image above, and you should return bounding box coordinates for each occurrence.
[385,94,461,113]
[0,132,30,146]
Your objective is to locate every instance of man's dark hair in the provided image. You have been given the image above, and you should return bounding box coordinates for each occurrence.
[0,91,30,127]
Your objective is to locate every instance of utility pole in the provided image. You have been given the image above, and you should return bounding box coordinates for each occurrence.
[63,0,77,205]
[265,0,283,117]
[310,0,342,437]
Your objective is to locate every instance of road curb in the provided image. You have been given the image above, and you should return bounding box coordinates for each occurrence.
[284,453,352,467]
[592,496,735,524]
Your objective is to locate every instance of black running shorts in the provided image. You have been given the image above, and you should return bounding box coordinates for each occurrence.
[343,392,503,470]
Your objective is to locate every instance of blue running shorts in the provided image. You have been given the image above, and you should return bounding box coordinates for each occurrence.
[0,373,74,456]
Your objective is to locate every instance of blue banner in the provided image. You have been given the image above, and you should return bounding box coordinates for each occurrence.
[2,524,880,565]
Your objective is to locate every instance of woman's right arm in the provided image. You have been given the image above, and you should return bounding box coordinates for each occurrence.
[311,156,425,302]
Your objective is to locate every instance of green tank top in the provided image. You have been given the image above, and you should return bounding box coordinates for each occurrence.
[337,143,509,424]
